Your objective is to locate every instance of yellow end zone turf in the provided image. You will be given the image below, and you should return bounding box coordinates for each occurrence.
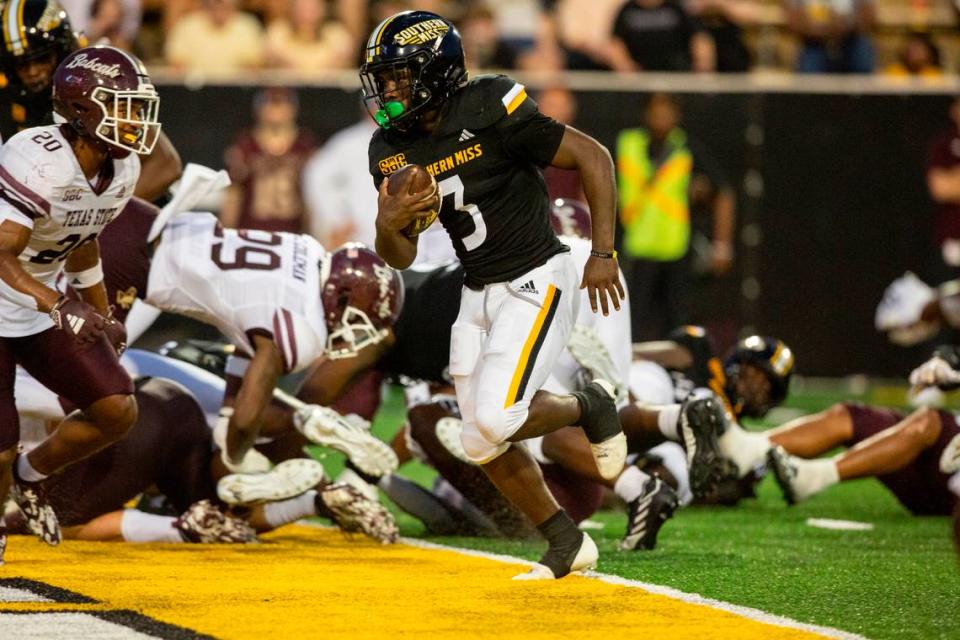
[1,525,832,639]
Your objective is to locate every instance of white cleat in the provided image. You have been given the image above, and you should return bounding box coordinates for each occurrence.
[591,432,628,482]
[294,405,399,477]
[336,466,380,503]
[513,532,598,580]
[435,416,475,465]
[217,458,326,505]
[566,325,627,402]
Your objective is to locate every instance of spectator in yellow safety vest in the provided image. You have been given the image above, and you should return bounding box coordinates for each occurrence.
[615,92,735,341]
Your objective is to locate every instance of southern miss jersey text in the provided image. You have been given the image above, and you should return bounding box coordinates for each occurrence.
[369,75,568,288]
[0,125,139,336]
[146,213,327,373]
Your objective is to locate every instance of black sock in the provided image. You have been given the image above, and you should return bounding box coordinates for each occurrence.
[536,510,584,578]
[570,384,620,444]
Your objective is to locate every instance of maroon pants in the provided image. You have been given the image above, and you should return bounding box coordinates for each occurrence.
[0,327,133,451]
[844,403,959,516]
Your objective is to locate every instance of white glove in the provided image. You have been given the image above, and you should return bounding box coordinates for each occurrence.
[909,356,960,390]
[875,272,935,332]
[213,407,272,474]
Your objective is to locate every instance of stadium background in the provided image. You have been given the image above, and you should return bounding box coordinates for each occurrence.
[148,73,954,376]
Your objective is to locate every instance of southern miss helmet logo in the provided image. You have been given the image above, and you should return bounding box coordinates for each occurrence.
[37,2,63,32]
[65,53,121,78]
[392,19,449,46]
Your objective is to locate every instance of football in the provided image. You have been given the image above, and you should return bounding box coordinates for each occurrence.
[388,164,440,238]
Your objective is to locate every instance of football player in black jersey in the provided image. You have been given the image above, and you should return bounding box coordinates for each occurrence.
[364,11,627,579]
[0,0,181,201]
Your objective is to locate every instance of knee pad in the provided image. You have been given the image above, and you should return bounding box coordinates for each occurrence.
[460,423,509,465]
[474,401,528,445]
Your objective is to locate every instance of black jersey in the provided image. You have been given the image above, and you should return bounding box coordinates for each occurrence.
[665,325,732,410]
[368,74,569,289]
[377,261,464,384]
[0,78,53,142]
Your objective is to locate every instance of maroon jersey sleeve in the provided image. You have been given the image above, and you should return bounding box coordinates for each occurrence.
[96,197,158,324]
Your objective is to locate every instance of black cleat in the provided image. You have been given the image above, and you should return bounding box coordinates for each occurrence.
[679,394,728,498]
[11,457,60,546]
[620,477,680,551]
[766,446,799,505]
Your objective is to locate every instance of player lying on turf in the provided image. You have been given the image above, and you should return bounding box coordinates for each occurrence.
[9,375,398,544]
[765,402,960,515]
[759,343,960,513]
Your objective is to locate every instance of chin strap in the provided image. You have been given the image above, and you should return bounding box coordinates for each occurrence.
[374,101,405,129]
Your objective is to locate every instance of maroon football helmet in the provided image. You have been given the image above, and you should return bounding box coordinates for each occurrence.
[321,243,404,359]
[549,198,592,239]
[52,45,161,157]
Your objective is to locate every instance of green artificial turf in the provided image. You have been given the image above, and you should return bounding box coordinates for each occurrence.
[320,380,959,640]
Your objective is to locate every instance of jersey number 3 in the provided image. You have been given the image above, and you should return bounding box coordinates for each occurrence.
[438,175,486,251]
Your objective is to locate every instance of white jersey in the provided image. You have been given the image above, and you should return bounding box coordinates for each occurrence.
[0,125,140,336]
[147,212,328,373]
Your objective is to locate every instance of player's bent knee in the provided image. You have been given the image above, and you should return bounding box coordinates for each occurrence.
[904,407,942,446]
[88,394,138,440]
[476,403,527,444]
[460,426,509,464]
[832,403,855,421]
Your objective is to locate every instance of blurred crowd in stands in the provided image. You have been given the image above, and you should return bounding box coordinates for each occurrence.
[71,0,959,76]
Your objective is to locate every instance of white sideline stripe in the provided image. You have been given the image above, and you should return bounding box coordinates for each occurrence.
[0,586,52,602]
[0,612,157,639]
[398,536,870,640]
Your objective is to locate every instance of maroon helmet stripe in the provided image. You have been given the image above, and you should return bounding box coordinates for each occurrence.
[0,165,50,216]
[282,309,298,372]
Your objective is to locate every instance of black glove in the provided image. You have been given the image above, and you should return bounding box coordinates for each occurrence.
[49,296,106,345]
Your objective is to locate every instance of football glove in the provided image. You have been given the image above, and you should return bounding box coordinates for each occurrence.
[909,347,960,391]
[49,297,105,345]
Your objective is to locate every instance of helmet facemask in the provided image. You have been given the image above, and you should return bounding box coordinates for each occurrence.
[360,52,436,131]
[325,306,389,359]
[91,85,161,155]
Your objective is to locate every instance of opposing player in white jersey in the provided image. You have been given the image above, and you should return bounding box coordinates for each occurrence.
[145,211,404,480]
[0,45,161,559]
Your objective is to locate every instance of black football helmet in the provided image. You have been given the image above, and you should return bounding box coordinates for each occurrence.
[359,10,467,131]
[1,0,79,94]
[724,335,794,418]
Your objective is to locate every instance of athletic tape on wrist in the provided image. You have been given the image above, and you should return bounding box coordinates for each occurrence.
[65,260,104,289]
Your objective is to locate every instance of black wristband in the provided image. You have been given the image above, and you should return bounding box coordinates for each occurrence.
[590,249,618,260]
